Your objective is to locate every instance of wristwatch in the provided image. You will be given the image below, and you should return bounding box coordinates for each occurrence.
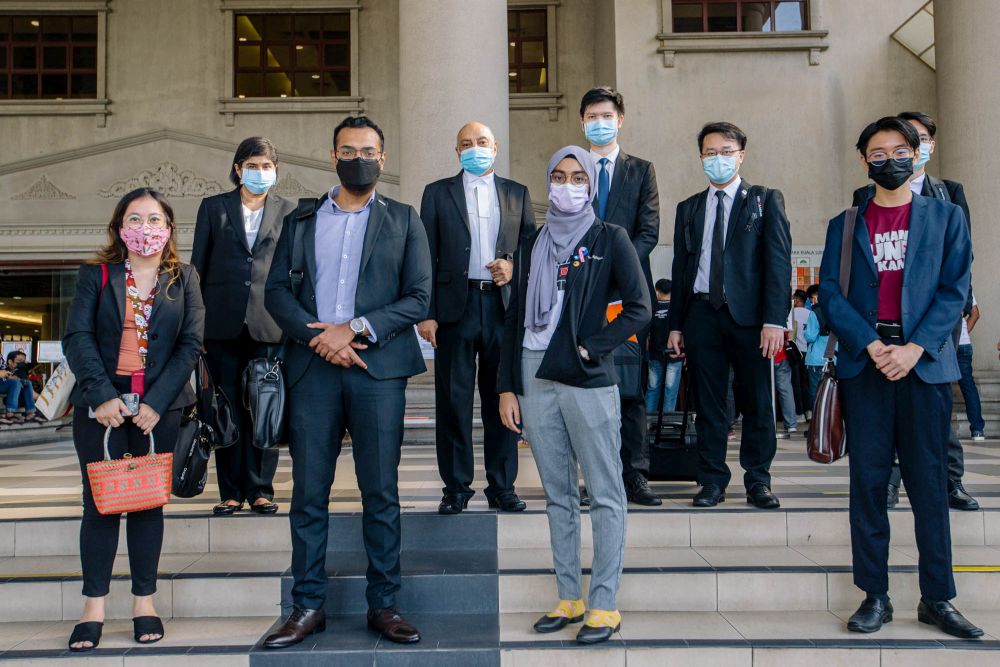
[350,318,366,336]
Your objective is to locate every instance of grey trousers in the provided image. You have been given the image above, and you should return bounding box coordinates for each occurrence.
[518,349,627,611]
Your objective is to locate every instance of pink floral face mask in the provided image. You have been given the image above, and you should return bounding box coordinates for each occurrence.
[120,223,171,257]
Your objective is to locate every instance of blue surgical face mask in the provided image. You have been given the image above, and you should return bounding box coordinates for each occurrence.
[584,119,618,147]
[702,155,739,185]
[241,168,277,194]
[913,142,933,171]
[460,146,495,176]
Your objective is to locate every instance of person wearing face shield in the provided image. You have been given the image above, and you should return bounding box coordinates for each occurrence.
[667,122,792,510]
[851,111,979,512]
[417,122,537,516]
[497,146,650,644]
[820,116,979,639]
[191,137,297,517]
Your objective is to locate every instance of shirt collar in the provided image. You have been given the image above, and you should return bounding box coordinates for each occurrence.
[326,185,376,213]
[909,173,925,195]
[706,175,743,202]
[462,170,495,188]
[591,145,621,166]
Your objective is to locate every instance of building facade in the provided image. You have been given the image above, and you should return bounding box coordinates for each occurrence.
[0,0,996,367]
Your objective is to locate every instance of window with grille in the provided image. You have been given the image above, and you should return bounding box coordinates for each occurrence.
[0,14,98,99]
[672,0,809,33]
[508,8,548,94]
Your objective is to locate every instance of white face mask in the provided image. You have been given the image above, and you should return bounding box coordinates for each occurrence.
[548,183,591,213]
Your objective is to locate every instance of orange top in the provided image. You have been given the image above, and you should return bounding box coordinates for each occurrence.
[606,302,638,343]
[115,304,142,375]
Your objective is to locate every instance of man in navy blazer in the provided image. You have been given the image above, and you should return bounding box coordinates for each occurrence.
[820,117,979,639]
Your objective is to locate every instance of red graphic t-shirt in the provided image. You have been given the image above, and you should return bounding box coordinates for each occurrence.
[866,200,910,322]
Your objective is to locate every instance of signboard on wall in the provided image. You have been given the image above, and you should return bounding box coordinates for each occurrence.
[791,246,825,292]
[37,341,65,363]
[1,340,32,363]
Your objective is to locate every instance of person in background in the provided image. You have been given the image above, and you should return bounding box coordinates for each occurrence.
[957,295,985,441]
[1,351,42,424]
[773,330,798,439]
[63,188,205,651]
[191,137,296,516]
[646,279,682,414]
[803,284,828,408]
[790,290,812,419]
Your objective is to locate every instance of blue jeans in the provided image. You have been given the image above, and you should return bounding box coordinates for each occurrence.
[646,360,682,413]
[806,365,824,409]
[2,378,34,414]
[957,344,985,433]
[774,360,797,430]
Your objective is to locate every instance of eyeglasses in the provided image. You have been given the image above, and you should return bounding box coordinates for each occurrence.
[550,172,589,185]
[701,149,741,159]
[335,147,382,160]
[867,147,914,166]
[123,214,169,229]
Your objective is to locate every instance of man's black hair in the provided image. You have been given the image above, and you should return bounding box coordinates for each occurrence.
[856,116,921,155]
[333,115,385,152]
[579,86,625,117]
[806,284,820,298]
[655,278,672,294]
[898,111,937,138]
[6,350,25,363]
[793,289,808,302]
[230,136,278,186]
[697,122,747,152]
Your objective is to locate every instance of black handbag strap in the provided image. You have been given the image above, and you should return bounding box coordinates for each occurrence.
[824,207,857,361]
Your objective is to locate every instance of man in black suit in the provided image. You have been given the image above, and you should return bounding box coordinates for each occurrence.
[262,116,431,649]
[668,122,792,509]
[579,86,662,506]
[851,110,978,512]
[191,137,296,516]
[418,122,537,515]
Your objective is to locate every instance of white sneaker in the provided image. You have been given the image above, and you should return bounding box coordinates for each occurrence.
[972,431,986,441]
[787,427,798,436]
[776,431,790,440]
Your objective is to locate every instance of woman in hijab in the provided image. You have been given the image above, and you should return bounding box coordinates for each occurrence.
[497,146,650,644]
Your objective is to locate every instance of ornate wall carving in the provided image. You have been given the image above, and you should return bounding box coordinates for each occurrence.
[11,175,75,200]
[271,173,316,198]
[98,162,224,199]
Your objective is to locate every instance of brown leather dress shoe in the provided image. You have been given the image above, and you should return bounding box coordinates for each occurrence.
[367,608,421,644]
[263,607,326,649]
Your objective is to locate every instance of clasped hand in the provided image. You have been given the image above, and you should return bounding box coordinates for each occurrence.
[867,340,923,381]
[307,322,368,370]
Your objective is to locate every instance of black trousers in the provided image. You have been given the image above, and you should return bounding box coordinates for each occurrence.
[841,360,955,601]
[205,327,280,504]
[619,365,649,480]
[683,300,776,489]
[435,287,517,500]
[73,401,180,597]
[288,360,406,611]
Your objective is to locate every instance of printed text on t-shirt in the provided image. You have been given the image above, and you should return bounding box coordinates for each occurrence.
[871,229,908,272]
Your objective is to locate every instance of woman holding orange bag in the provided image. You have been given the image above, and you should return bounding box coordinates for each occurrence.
[62,187,204,651]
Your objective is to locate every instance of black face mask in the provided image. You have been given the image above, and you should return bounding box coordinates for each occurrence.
[336,158,381,193]
[868,157,914,191]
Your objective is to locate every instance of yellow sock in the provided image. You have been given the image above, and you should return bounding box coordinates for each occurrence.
[584,609,622,628]
[545,599,586,619]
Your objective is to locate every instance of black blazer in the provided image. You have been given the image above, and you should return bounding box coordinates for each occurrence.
[63,263,205,415]
[265,191,432,386]
[669,180,792,331]
[498,221,651,396]
[420,172,537,321]
[191,188,296,343]
[593,151,660,299]
[852,176,970,226]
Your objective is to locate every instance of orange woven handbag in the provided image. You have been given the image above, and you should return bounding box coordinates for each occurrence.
[86,426,173,515]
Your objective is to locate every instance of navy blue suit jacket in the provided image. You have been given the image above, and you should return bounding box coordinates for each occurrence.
[819,194,971,383]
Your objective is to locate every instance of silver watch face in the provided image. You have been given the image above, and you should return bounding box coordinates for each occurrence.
[351,319,364,333]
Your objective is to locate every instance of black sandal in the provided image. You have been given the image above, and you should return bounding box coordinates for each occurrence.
[133,615,164,644]
[213,501,243,515]
[68,621,103,652]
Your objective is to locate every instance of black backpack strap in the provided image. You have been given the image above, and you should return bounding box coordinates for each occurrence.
[288,197,322,298]
[925,175,951,202]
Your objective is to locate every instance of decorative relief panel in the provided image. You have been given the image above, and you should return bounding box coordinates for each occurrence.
[11,175,76,200]
[98,162,225,199]
[271,173,316,198]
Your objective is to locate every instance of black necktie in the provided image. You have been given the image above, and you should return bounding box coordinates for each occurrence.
[709,190,726,309]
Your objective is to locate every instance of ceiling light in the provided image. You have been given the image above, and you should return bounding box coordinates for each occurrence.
[11,296,21,300]
[311,74,320,79]
[30,20,40,27]
[295,45,304,50]
[238,37,247,42]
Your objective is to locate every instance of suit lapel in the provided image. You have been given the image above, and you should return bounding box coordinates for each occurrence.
[108,262,126,327]
[149,268,170,320]
[448,173,471,235]
[725,182,751,249]
[690,192,707,254]
[854,206,879,280]
[304,200,321,292]
[494,175,517,257]
[562,225,600,297]
[602,151,628,222]
[359,192,387,276]
[253,194,283,252]
[223,188,252,254]
[900,195,925,292]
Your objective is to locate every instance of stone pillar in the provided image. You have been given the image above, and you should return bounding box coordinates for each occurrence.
[398,0,510,207]
[935,0,1000,367]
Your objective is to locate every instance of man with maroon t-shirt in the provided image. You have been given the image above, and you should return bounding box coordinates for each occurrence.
[820,117,979,639]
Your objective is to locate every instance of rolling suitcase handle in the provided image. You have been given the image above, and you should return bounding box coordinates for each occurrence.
[653,358,691,446]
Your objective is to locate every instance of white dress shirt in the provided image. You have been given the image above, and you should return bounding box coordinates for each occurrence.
[591,144,621,191]
[910,173,925,195]
[462,170,501,280]
[693,177,743,295]
[241,203,264,249]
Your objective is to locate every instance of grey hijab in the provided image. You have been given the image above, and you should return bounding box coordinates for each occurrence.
[524,146,598,333]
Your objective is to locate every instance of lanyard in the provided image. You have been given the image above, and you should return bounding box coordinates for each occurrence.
[124,259,158,370]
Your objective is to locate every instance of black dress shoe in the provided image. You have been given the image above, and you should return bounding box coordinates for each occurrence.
[626,475,663,506]
[917,598,984,638]
[213,501,243,515]
[886,484,899,509]
[251,500,279,514]
[533,612,584,633]
[693,484,725,507]
[576,622,620,644]
[264,607,326,649]
[847,597,893,633]
[746,483,780,509]
[438,493,470,515]
[488,492,527,512]
[368,608,421,643]
[580,487,591,507]
[948,481,980,511]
